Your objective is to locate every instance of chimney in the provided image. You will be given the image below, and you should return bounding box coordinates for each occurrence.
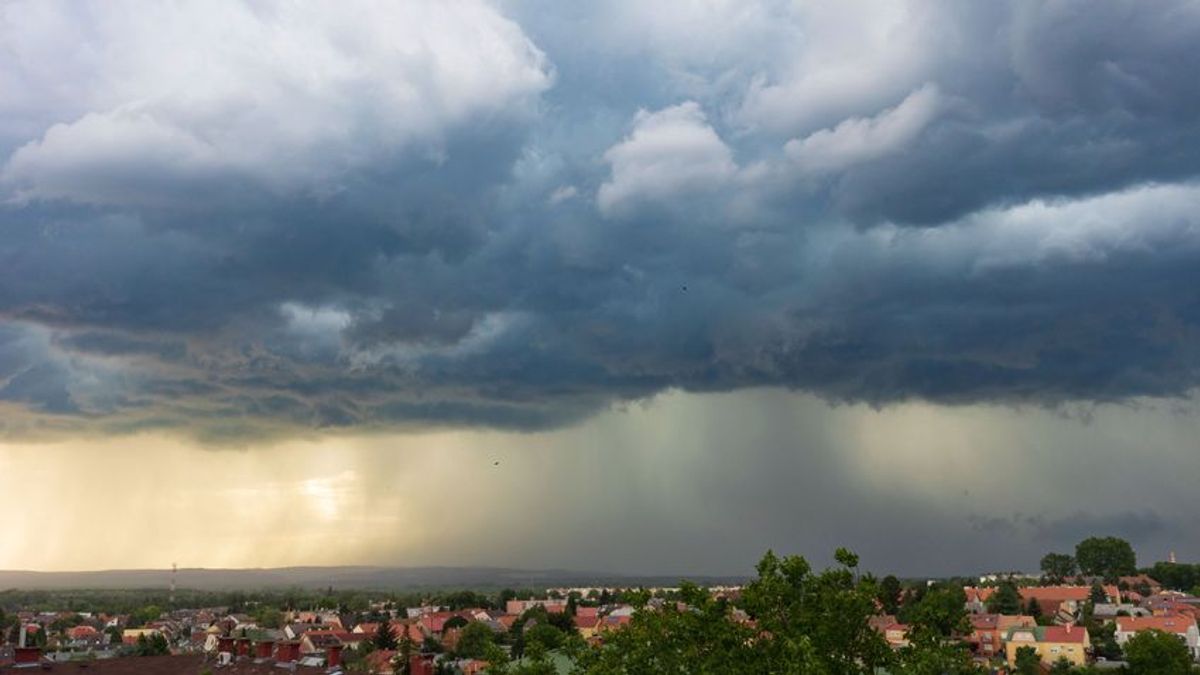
[1066,623,1072,634]
[255,640,275,659]
[19,624,27,648]
[326,643,343,668]
[275,640,300,663]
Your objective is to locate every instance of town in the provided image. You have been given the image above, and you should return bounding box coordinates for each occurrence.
[2,537,1198,674]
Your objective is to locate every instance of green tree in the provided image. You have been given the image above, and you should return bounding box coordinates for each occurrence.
[1124,629,1194,675]
[1025,597,1043,622]
[496,589,517,610]
[134,632,169,656]
[742,548,893,673]
[1013,645,1040,675]
[523,622,563,652]
[129,605,162,628]
[574,582,765,674]
[254,607,283,629]
[1089,621,1122,660]
[986,581,1022,614]
[1075,537,1136,581]
[455,621,495,660]
[878,575,903,615]
[1049,656,1073,673]
[1089,581,1108,604]
[903,585,969,638]
[895,584,978,675]
[373,622,398,651]
[1040,553,1077,584]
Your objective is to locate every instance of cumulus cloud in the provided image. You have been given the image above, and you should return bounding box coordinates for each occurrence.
[785,84,944,173]
[3,1,1200,440]
[597,102,738,216]
[1,0,551,205]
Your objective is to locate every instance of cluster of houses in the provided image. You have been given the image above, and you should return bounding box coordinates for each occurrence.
[7,573,1200,672]
[1,595,649,674]
[870,574,1200,669]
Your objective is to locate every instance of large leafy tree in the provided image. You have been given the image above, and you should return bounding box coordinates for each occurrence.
[1039,553,1077,584]
[741,548,893,674]
[895,584,977,675]
[575,582,764,674]
[455,621,496,660]
[900,585,969,638]
[1124,629,1194,675]
[1075,537,1136,581]
[576,548,979,674]
[1013,645,1040,675]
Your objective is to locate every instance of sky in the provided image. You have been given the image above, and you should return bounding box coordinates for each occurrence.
[2,0,1200,577]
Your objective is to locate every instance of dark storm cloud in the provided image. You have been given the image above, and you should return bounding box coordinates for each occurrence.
[1029,511,1174,546]
[3,0,1200,438]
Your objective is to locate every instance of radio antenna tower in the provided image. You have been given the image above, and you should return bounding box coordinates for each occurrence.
[171,562,177,607]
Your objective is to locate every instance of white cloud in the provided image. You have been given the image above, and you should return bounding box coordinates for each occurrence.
[835,182,1200,274]
[784,84,944,173]
[0,0,552,205]
[597,102,738,216]
[737,1,952,136]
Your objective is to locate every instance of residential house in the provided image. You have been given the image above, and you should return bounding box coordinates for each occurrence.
[1092,603,1151,620]
[1019,586,1119,620]
[284,622,331,640]
[575,615,601,640]
[963,588,995,614]
[868,615,910,649]
[1120,574,1163,596]
[968,614,1036,657]
[120,628,162,645]
[299,630,342,656]
[1004,625,1090,667]
[1115,615,1200,659]
[505,599,567,615]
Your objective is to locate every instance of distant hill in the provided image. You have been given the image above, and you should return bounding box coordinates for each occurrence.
[0,566,746,591]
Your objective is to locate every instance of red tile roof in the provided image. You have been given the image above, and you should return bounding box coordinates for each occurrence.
[1019,585,1118,602]
[1045,625,1088,643]
[1116,615,1197,635]
[574,616,600,629]
[964,587,995,603]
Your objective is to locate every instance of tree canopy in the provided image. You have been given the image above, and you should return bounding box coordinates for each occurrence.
[1039,553,1077,583]
[1123,629,1195,675]
[455,621,496,660]
[574,548,981,675]
[1075,537,1136,581]
[986,581,1022,615]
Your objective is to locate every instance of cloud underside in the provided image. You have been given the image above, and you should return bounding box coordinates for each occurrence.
[3,0,1200,440]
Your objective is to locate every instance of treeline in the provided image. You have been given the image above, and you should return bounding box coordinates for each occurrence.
[1144,561,1200,594]
[567,548,1194,675]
